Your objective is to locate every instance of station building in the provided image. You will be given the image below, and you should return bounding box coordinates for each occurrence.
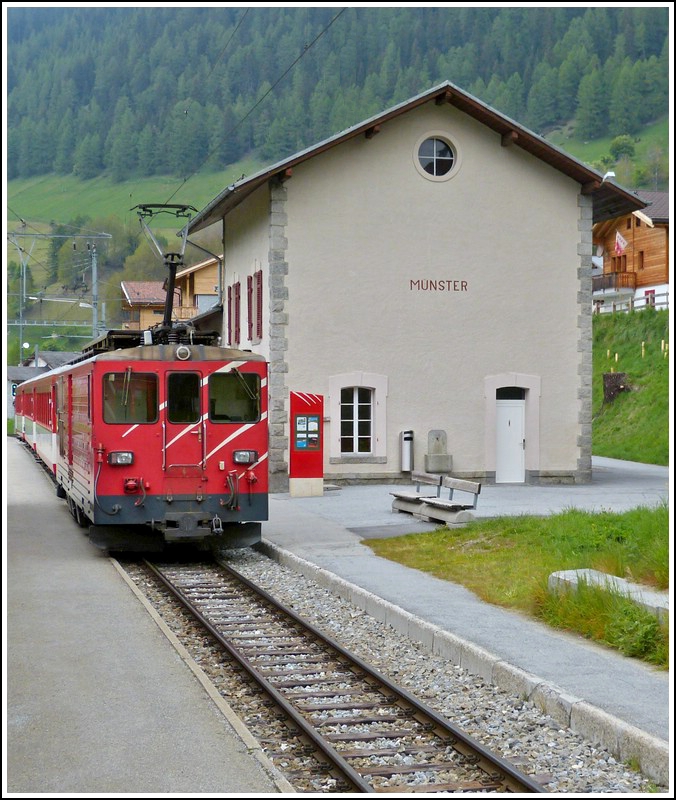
[186,82,645,492]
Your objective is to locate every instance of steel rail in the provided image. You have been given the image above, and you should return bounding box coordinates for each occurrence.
[145,559,545,793]
[146,559,372,792]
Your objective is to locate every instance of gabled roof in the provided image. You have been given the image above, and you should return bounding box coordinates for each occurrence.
[177,255,221,279]
[20,351,81,369]
[188,81,646,233]
[121,281,166,306]
[636,192,669,224]
[593,190,669,240]
[7,366,50,382]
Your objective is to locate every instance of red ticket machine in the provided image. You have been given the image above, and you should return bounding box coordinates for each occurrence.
[289,391,324,496]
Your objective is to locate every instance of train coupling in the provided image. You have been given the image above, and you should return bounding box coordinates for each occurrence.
[211,515,223,534]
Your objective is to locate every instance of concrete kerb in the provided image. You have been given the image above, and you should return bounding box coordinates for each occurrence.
[258,539,669,787]
[569,702,670,786]
[113,559,295,795]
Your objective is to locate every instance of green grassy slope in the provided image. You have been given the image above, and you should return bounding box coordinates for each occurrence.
[592,309,670,465]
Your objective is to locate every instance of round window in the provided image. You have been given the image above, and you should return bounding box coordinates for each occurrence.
[414,133,461,181]
[419,137,454,175]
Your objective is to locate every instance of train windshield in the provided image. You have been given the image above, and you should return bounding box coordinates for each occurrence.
[167,372,201,423]
[103,371,158,423]
[209,370,260,423]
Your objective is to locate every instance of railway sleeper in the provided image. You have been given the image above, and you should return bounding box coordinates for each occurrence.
[374,780,504,792]
[360,762,486,777]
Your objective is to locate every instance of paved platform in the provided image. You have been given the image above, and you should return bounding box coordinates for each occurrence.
[260,457,671,786]
[4,436,671,790]
[4,437,289,794]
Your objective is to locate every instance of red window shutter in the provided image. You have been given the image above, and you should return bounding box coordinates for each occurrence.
[234,281,241,345]
[227,285,233,345]
[255,270,263,340]
[247,275,253,341]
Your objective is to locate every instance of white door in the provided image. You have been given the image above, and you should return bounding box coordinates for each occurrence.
[496,399,525,483]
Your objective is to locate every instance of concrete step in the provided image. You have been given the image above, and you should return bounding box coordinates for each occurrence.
[548,569,668,623]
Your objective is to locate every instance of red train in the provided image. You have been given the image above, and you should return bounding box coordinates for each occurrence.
[14,328,269,552]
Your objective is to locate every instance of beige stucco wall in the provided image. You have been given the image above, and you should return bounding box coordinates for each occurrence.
[223,101,590,484]
[223,190,272,356]
[284,103,583,479]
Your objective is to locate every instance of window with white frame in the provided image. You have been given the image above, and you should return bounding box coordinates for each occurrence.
[340,386,373,454]
[413,131,462,182]
[328,372,388,463]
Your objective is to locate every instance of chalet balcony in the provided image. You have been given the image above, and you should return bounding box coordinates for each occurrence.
[592,271,636,298]
[121,304,204,331]
[173,305,202,321]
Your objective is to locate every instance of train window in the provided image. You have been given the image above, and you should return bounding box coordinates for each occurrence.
[167,372,201,423]
[209,371,260,423]
[103,371,158,424]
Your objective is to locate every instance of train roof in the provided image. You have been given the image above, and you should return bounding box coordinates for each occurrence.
[79,329,224,358]
[14,337,266,391]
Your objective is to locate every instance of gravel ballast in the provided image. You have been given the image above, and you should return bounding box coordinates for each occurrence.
[123,548,664,793]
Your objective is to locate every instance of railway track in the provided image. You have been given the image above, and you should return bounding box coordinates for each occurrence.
[144,558,545,793]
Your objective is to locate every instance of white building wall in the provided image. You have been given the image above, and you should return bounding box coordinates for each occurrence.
[280,103,584,480]
[224,190,272,359]
[219,101,590,484]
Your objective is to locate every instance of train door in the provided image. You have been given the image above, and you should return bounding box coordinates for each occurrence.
[57,375,72,465]
[164,371,205,472]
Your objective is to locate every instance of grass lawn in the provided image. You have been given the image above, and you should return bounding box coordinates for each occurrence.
[364,504,669,667]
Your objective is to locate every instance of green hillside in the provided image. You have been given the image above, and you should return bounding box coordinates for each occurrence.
[6,163,264,229]
[592,309,670,465]
[7,7,669,185]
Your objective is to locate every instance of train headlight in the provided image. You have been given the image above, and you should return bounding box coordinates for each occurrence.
[108,451,134,466]
[233,450,258,465]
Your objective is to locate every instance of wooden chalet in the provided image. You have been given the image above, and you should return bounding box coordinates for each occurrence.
[592,191,670,312]
[120,272,218,331]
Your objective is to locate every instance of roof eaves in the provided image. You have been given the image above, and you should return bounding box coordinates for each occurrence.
[189,80,646,231]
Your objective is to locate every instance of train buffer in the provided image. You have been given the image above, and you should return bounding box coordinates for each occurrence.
[391,471,481,526]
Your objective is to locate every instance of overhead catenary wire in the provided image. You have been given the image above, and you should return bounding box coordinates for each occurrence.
[122,6,253,220]
[163,7,347,205]
[8,8,348,337]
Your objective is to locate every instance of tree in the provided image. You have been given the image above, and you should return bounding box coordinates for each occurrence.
[609,135,635,161]
[5,6,670,183]
[525,63,560,132]
[613,155,633,187]
[73,134,103,179]
[136,124,159,176]
[575,69,607,140]
[557,44,590,120]
[166,100,209,176]
[54,113,76,174]
[644,145,667,191]
[120,238,168,283]
[608,61,641,136]
[104,98,137,181]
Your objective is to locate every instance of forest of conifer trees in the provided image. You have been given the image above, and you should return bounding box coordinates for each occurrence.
[7,6,670,182]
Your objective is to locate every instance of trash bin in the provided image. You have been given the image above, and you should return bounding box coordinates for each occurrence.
[400,430,414,472]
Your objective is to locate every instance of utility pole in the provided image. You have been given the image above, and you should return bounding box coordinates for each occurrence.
[8,237,36,364]
[89,242,99,336]
[7,231,111,344]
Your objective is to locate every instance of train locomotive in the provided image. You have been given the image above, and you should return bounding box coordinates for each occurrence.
[14,203,268,553]
[15,328,268,552]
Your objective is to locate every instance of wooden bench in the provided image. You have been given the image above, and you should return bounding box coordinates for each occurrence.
[391,473,481,526]
[390,471,443,516]
[418,476,481,525]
